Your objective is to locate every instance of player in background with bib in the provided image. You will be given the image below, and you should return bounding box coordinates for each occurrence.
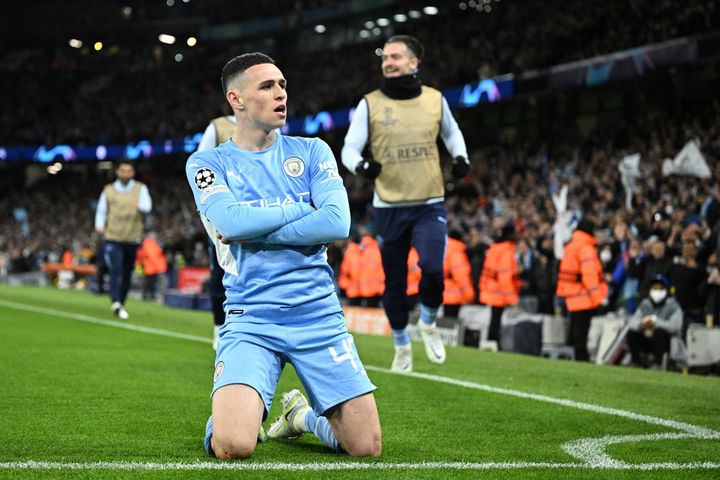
[95,160,152,320]
[342,35,470,372]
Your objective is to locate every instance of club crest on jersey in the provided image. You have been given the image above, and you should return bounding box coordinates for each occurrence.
[213,361,224,383]
[283,157,305,177]
[195,168,216,189]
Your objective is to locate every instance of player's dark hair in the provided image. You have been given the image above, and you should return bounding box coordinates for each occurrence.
[385,35,424,60]
[115,159,134,169]
[221,52,276,95]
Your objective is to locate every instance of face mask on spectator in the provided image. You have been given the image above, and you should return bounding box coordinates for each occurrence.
[600,249,612,263]
[649,288,667,304]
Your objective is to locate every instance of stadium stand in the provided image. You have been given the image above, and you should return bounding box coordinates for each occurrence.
[1,0,718,144]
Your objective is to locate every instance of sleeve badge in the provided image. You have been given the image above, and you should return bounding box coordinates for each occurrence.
[195,168,216,189]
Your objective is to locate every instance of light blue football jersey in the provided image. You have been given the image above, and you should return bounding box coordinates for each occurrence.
[185,131,349,323]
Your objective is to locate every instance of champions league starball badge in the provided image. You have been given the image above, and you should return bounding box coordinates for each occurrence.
[194,168,216,189]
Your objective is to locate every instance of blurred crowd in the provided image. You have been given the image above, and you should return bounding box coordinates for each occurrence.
[1,0,718,146]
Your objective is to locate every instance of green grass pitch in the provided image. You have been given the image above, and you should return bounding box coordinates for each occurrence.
[0,284,719,479]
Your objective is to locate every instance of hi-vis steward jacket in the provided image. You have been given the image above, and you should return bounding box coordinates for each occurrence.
[479,240,520,307]
[135,237,168,276]
[406,247,421,296]
[338,236,385,298]
[444,237,475,305]
[556,230,608,312]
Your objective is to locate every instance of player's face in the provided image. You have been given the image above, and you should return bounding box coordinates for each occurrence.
[116,164,135,184]
[381,42,419,78]
[237,63,287,130]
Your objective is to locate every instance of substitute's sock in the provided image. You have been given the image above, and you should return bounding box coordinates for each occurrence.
[304,409,343,452]
[392,327,411,347]
[419,304,439,326]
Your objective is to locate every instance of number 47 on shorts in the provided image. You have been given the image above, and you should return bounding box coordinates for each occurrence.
[328,338,358,371]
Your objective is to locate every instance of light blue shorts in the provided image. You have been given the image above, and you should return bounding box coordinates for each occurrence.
[212,311,376,418]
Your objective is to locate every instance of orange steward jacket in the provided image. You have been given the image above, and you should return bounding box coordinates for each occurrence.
[556,230,608,312]
[406,247,421,296]
[339,236,385,298]
[444,238,475,305]
[338,241,361,297]
[479,240,520,307]
[135,238,167,276]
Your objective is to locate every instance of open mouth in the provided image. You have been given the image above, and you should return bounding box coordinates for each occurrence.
[274,105,286,114]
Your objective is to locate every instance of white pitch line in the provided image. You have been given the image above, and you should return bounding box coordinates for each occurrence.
[1,298,719,470]
[563,432,707,468]
[0,299,210,344]
[363,366,719,438]
[2,460,720,471]
[364,367,720,468]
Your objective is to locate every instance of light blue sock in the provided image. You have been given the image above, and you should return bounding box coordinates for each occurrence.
[392,327,411,346]
[204,416,215,456]
[419,304,439,325]
[304,409,343,452]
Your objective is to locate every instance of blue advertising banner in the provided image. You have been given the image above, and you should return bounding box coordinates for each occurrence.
[1,77,513,163]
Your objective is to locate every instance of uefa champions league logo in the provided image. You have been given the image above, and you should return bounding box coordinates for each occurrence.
[194,168,216,189]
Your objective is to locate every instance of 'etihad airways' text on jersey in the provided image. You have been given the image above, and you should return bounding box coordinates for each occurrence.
[185,132,348,323]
